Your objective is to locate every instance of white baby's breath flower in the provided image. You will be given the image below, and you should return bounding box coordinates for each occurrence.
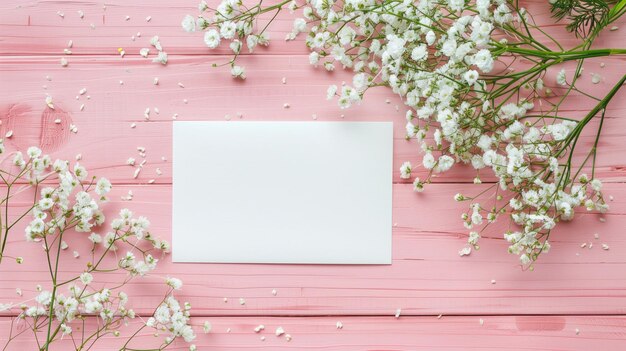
[473,49,494,72]
[73,163,87,180]
[556,69,567,86]
[27,146,42,159]
[182,15,196,32]
[60,324,72,336]
[413,177,424,192]
[326,85,338,100]
[399,161,412,179]
[204,29,220,49]
[88,232,102,243]
[80,272,93,285]
[231,65,246,79]
[422,153,435,170]
[220,21,237,39]
[230,39,242,54]
[463,70,479,85]
[166,277,183,290]
[95,178,112,196]
[435,155,454,173]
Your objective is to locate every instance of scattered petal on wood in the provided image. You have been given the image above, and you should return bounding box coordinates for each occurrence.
[45,95,54,109]
[458,246,471,256]
[591,73,602,84]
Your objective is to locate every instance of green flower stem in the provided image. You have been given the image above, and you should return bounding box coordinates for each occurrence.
[42,228,65,351]
[494,46,626,60]
[609,0,626,24]
[558,73,626,157]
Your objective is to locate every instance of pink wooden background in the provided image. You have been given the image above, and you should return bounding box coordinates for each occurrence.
[1,0,625,349]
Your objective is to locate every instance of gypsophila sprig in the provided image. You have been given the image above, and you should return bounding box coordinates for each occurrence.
[0,145,197,350]
[183,1,625,267]
[182,0,300,77]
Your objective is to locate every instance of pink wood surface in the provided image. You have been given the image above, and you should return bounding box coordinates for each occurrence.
[3,316,626,350]
[1,0,626,350]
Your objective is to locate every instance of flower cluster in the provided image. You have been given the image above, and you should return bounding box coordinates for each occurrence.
[302,0,613,265]
[181,0,295,78]
[182,0,624,267]
[146,295,196,344]
[1,145,195,350]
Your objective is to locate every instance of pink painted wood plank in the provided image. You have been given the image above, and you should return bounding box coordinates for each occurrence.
[0,183,623,316]
[1,0,621,55]
[2,316,626,351]
[1,55,625,185]
[1,2,626,349]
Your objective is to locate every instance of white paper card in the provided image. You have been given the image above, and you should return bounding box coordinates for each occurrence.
[172,121,393,264]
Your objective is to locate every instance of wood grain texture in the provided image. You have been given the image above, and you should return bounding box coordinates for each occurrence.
[1,55,625,184]
[2,0,622,56]
[1,0,625,349]
[2,316,626,351]
[0,183,624,316]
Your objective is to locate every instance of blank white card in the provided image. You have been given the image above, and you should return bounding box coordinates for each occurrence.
[172,121,393,264]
